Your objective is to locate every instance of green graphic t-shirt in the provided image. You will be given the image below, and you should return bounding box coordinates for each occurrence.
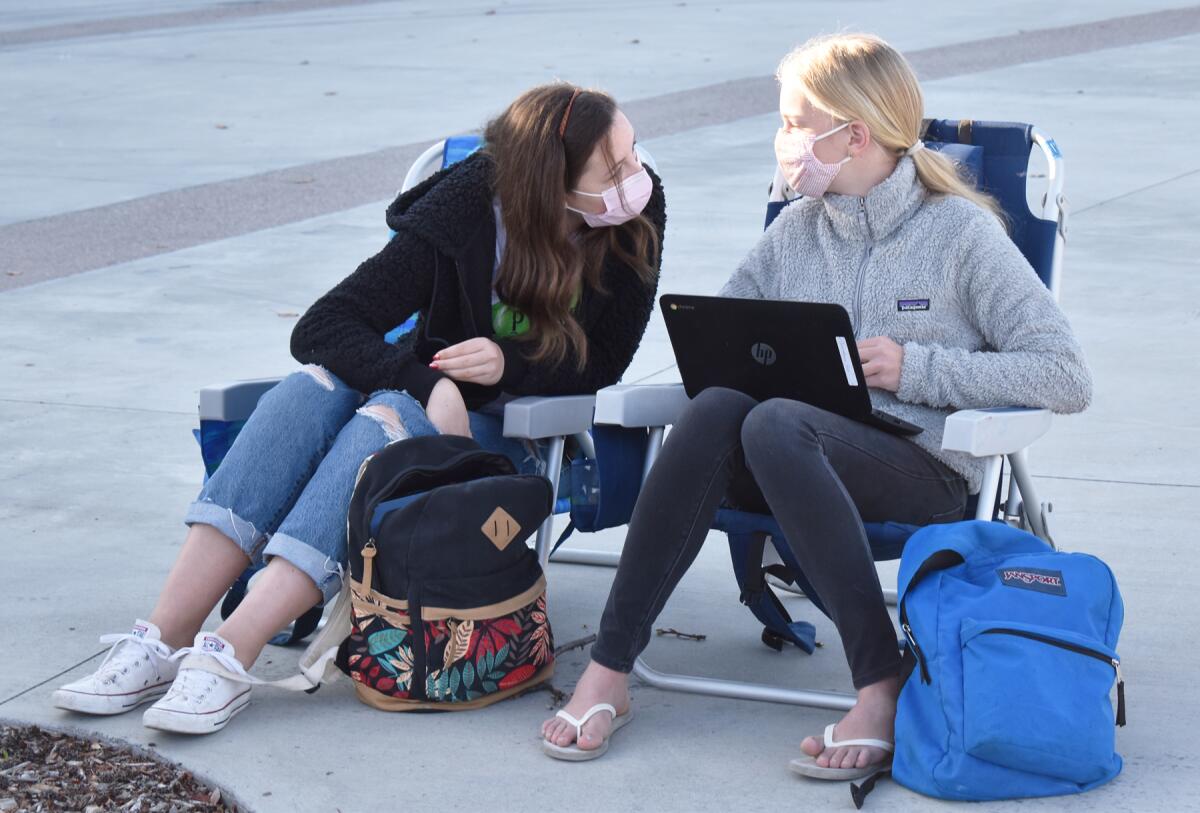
[491,300,531,339]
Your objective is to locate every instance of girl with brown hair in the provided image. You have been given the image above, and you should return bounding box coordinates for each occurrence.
[53,83,665,734]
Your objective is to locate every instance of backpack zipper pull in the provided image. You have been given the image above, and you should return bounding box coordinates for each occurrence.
[1113,659,1126,727]
[901,623,931,684]
[361,539,377,592]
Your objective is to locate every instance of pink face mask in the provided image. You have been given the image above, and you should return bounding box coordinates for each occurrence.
[566,167,653,227]
[774,122,852,198]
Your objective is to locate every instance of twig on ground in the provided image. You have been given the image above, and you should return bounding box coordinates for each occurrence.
[553,634,597,655]
[655,627,707,641]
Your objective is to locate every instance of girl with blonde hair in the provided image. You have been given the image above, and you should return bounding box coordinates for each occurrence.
[542,34,1090,779]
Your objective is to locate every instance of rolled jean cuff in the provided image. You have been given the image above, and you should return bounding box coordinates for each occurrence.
[184,499,267,562]
[588,641,635,675]
[262,532,344,603]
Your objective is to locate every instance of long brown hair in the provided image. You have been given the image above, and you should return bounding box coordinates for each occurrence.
[483,83,660,369]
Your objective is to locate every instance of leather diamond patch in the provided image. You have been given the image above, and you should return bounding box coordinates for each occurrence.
[482,507,521,551]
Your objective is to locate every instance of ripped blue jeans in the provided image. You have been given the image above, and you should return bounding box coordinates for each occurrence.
[184,366,539,602]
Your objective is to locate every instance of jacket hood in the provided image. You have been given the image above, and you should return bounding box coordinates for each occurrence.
[385,150,496,257]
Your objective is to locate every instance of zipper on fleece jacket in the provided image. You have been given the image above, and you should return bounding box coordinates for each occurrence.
[851,198,873,337]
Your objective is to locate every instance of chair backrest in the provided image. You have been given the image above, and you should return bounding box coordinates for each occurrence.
[401,135,485,193]
[764,119,1067,298]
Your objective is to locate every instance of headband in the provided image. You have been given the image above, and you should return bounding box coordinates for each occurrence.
[558,88,582,140]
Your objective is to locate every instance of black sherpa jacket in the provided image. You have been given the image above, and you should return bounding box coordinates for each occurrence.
[290,151,666,410]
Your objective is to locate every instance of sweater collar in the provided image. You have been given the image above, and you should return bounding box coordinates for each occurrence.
[820,157,925,242]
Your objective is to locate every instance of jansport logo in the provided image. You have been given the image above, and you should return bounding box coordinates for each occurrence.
[997,567,1067,596]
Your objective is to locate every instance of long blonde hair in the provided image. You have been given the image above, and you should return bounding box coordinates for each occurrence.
[777,33,1004,224]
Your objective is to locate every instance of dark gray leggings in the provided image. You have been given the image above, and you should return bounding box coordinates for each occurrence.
[591,387,967,689]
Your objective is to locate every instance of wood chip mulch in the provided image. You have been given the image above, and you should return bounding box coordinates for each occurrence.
[0,724,241,813]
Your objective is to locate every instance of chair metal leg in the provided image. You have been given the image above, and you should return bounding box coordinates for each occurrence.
[768,577,898,606]
[549,549,622,567]
[643,427,665,481]
[631,656,855,710]
[548,426,668,571]
[975,456,1004,521]
[534,435,566,567]
[1006,448,1050,543]
[573,431,595,460]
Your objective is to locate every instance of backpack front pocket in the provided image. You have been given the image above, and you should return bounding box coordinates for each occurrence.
[960,618,1122,785]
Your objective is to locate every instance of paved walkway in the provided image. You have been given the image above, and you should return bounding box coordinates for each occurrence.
[2,2,1198,810]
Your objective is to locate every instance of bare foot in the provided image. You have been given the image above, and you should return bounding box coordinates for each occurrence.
[800,676,898,770]
[541,660,631,751]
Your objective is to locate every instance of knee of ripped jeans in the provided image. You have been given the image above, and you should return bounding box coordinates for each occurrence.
[296,364,338,392]
[357,402,410,443]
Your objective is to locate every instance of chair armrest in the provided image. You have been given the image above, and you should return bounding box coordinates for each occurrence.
[502,395,596,440]
[594,383,689,428]
[198,378,284,422]
[941,407,1053,457]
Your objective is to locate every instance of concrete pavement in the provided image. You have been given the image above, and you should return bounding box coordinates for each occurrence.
[2,2,1198,811]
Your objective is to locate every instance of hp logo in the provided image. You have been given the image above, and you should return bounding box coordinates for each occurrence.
[751,342,777,366]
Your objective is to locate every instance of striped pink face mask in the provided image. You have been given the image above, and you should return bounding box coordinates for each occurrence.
[774,122,852,198]
[566,167,653,228]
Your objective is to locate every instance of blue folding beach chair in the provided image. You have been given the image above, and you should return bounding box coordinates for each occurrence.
[589,118,1070,709]
[195,135,656,643]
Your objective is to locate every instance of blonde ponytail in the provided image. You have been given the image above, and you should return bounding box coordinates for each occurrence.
[777,34,1005,226]
[909,145,1006,226]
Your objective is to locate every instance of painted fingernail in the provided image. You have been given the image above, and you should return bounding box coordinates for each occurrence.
[429,362,439,369]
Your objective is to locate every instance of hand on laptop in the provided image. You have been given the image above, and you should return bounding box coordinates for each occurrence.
[857,336,903,392]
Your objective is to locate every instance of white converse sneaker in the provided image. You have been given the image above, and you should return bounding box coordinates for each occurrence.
[53,620,177,715]
[142,632,252,735]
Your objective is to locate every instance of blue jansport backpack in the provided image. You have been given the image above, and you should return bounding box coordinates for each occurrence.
[893,521,1125,800]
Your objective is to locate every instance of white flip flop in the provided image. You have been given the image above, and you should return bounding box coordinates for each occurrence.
[542,703,633,762]
[788,723,894,781]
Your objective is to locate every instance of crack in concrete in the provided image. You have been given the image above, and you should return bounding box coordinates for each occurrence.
[0,649,106,708]
[0,398,193,417]
[1073,167,1200,216]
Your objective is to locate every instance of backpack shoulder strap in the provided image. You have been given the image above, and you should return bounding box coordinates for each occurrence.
[730,533,817,653]
[179,580,352,693]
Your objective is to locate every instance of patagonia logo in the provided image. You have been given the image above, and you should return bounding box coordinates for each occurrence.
[997,567,1067,597]
[897,298,930,312]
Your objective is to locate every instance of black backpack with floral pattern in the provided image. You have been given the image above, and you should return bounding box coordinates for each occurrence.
[335,434,555,710]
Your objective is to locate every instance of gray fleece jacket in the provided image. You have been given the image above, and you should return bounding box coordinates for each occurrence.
[719,157,1092,493]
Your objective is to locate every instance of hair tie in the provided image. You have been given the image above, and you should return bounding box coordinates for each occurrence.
[905,140,925,157]
[558,88,582,140]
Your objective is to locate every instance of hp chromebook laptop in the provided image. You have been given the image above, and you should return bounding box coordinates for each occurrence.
[661,294,922,436]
